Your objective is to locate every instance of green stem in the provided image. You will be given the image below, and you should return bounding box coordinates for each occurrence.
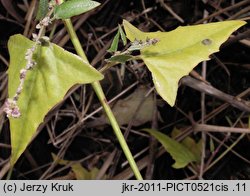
[91,82,143,180]
[63,19,143,180]
[63,19,88,61]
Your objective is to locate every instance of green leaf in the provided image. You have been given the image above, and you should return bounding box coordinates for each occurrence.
[123,20,246,106]
[8,34,103,166]
[52,153,105,179]
[143,129,197,168]
[118,24,127,46]
[71,165,103,180]
[209,137,215,153]
[107,30,120,53]
[36,0,48,20]
[54,0,100,19]
[171,128,201,162]
[107,54,133,63]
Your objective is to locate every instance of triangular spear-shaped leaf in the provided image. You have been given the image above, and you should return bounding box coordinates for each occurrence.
[8,34,103,166]
[143,129,197,168]
[118,24,127,46]
[107,30,120,53]
[171,128,202,162]
[123,20,246,106]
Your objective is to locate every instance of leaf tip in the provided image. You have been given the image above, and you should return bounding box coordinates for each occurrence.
[237,20,247,26]
[122,19,145,41]
[122,19,129,26]
[152,77,176,107]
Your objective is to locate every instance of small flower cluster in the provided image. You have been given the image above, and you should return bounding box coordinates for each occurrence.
[128,37,160,52]
[4,99,21,118]
[25,46,37,70]
[36,16,51,30]
[3,13,52,118]
[3,46,36,118]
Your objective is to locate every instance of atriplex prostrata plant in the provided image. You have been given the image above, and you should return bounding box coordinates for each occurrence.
[3,0,246,179]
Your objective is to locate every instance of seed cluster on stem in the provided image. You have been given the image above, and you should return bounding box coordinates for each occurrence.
[3,5,54,118]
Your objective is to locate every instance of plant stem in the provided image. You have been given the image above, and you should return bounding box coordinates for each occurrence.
[63,18,143,180]
[63,19,88,61]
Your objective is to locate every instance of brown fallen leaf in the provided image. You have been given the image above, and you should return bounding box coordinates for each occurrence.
[87,86,154,127]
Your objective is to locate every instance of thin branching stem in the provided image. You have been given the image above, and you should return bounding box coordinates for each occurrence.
[58,0,143,180]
